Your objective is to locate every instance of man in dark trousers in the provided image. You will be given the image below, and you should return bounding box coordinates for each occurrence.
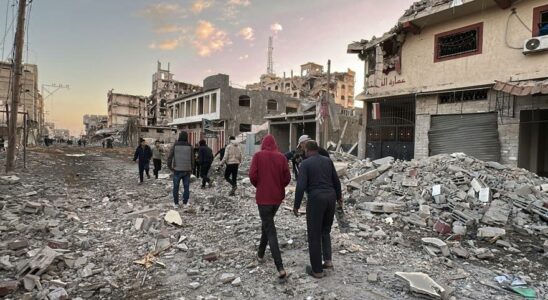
[168,132,194,208]
[220,136,242,196]
[133,138,153,184]
[152,140,163,179]
[294,140,342,278]
[193,143,201,179]
[249,135,291,280]
[198,139,214,188]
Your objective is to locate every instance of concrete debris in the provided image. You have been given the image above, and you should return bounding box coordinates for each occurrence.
[395,272,445,299]
[220,273,236,284]
[22,274,41,291]
[421,238,449,257]
[164,210,183,226]
[0,255,13,270]
[0,175,20,185]
[17,246,58,278]
[477,227,506,239]
[433,220,451,235]
[48,287,69,300]
[482,200,510,226]
[451,246,469,258]
[0,280,19,296]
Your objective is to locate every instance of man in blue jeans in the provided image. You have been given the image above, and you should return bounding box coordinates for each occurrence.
[167,132,194,208]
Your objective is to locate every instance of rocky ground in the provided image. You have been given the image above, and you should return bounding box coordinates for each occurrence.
[0,145,547,300]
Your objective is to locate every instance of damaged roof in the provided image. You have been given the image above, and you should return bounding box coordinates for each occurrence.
[402,0,454,18]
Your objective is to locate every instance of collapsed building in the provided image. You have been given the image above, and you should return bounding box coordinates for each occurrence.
[347,0,548,176]
[246,62,356,108]
[167,74,301,153]
[82,115,107,138]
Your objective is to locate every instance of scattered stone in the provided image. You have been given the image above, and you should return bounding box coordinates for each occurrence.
[231,277,242,286]
[482,200,510,226]
[486,161,506,170]
[0,280,19,296]
[220,273,236,284]
[433,220,451,235]
[395,272,445,299]
[372,156,394,166]
[418,204,431,219]
[202,249,218,262]
[0,175,20,184]
[164,210,183,226]
[8,239,29,250]
[367,272,378,282]
[403,214,427,227]
[47,238,69,249]
[48,287,69,300]
[451,246,469,258]
[359,202,403,213]
[477,227,506,238]
[23,274,41,291]
[474,248,494,260]
[544,240,548,253]
[17,246,58,278]
[134,218,144,230]
[0,255,13,270]
[421,238,449,257]
[189,282,201,290]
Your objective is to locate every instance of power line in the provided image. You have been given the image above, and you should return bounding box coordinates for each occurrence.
[25,0,32,62]
[1,0,17,60]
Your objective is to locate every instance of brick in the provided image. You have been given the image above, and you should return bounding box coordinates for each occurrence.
[433,220,452,235]
[47,239,69,250]
[8,239,29,251]
[0,280,19,296]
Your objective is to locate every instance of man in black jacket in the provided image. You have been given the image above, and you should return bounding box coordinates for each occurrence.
[294,140,342,279]
[133,138,153,184]
[198,139,214,188]
[167,132,194,208]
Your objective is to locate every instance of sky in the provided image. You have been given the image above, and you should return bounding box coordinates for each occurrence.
[1,0,416,135]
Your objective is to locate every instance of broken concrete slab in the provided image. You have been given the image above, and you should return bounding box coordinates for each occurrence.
[164,210,183,226]
[48,287,68,300]
[486,161,506,170]
[0,175,20,185]
[421,238,449,257]
[349,169,380,184]
[372,156,394,167]
[451,246,469,258]
[220,273,236,284]
[358,202,404,213]
[482,200,510,226]
[23,274,41,291]
[0,255,13,270]
[477,227,506,238]
[134,218,144,230]
[333,162,348,177]
[395,272,445,299]
[8,239,29,251]
[376,163,392,174]
[17,246,58,278]
[0,280,19,297]
[402,177,418,187]
[403,214,427,227]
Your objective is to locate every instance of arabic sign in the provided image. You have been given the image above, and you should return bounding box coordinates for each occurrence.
[380,75,406,87]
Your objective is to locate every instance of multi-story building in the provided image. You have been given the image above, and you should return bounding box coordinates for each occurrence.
[83,114,108,136]
[107,90,146,128]
[0,61,43,129]
[148,61,201,126]
[246,62,355,108]
[348,0,548,175]
[168,74,301,153]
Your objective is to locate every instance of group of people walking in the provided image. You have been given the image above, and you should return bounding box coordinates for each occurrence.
[132,132,341,279]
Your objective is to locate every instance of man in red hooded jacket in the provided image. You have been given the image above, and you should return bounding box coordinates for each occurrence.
[249,134,291,279]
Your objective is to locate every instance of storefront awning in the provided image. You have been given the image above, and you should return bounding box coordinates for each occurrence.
[493,79,548,96]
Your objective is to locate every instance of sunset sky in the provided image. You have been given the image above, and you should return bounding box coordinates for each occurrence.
[2,0,416,135]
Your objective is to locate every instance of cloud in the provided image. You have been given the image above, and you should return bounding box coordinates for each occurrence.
[139,3,184,18]
[149,39,180,50]
[238,27,254,41]
[238,54,249,60]
[228,0,250,6]
[270,22,283,33]
[193,20,231,57]
[154,24,186,34]
[191,0,214,14]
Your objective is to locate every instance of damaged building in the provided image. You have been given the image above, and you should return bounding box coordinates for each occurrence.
[246,62,356,108]
[107,90,147,129]
[83,114,107,137]
[348,0,548,175]
[167,74,301,153]
[147,61,201,126]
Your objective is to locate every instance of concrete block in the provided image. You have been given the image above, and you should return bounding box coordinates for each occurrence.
[395,272,445,299]
[8,239,29,251]
[349,169,380,184]
[477,227,506,238]
[433,220,451,235]
[421,238,449,257]
[481,200,510,226]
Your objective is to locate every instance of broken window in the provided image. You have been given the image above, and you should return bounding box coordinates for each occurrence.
[191,99,197,116]
[211,93,217,113]
[185,101,191,117]
[239,123,252,132]
[438,89,489,104]
[267,99,278,112]
[435,23,483,62]
[341,84,346,89]
[239,95,250,107]
[198,97,204,115]
[293,92,298,97]
[286,106,297,114]
[533,4,548,37]
[203,95,210,114]
[341,96,345,100]
[274,85,279,91]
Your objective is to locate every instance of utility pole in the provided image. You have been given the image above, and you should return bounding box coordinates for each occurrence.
[6,0,27,173]
[324,60,331,148]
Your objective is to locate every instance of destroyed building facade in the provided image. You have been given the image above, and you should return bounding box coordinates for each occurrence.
[83,114,107,137]
[246,62,356,108]
[0,61,44,138]
[147,61,202,126]
[348,0,548,176]
[107,90,147,129]
[167,74,300,153]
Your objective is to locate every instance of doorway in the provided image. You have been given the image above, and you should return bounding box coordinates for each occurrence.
[518,109,548,176]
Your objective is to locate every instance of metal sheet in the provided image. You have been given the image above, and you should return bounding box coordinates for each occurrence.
[429,113,500,161]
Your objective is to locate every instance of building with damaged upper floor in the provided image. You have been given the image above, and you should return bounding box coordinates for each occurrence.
[348,0,548,176]
[246,62,356,108]
[167,73,301,154]
[107,90,147,129]
[148,61,202,126]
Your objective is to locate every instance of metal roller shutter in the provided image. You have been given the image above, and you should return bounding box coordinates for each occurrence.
[428,113,500,161]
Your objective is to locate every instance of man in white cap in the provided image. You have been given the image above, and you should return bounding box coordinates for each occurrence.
[291,134,329,179]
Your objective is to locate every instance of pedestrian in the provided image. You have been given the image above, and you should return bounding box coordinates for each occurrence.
[83,140,87,147]
[0,136,4,152]
[152,140,163,179]
[249,134,290,280]
[102,140,105,148]
[133,138,153,184]
[291,135,330,179]
[293,140,342,279]
[193,143,201,179]
[78,140,82,147]
[198,139,214,188]
[167,132,194,208]
[220,136,242,196]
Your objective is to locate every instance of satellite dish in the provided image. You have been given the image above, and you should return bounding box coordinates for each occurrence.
[526,38,541,50]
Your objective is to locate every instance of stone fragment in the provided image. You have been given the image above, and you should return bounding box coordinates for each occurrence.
[495,240,512,248]
[418,205,430,219]
[189,282,201,289]
[22,201,42,214]
[23,274,41,291]
[164,210,183,226]
[477,227,505,238]
[421,238,449,257]
[231,277,242,286]
[0,280,19,296]
[155,238,171,252]
[402,177,418,187]
[134,218,144,231]
[8,239,29,250]
[219,273,236,284]
[395,272,445,299]
[47,239,69,250]
[474,248,494,260]
[451,246,469,258]
[349,169,380,184]
[48,287,69,300]
[376,164,392,174]
[433,220,451,235]
[187,269,200,276]
[202,249,218,262]
[403,214,427,227]
[0,175,20,184]
[452,222,467,235]
[0,255,13,270]
[367,272,378,282]
[543,240,548,253]
[333,162,348,177]
[372,156,394,166]
[486,161,506,170]
[359,202,403,213]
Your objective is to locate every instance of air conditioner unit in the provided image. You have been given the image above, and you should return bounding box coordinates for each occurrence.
[523,36,548,54]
